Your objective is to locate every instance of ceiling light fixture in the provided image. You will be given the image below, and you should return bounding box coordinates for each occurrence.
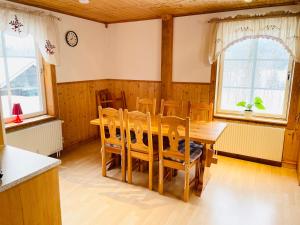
[244,0,253,2]
[79,0,90,4]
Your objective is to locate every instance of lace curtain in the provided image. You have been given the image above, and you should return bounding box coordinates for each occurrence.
[0,6,60,65]
[209,16,300,64]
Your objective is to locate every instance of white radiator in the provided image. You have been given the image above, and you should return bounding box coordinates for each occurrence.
[214,123,285,162]
[6,120,63,156]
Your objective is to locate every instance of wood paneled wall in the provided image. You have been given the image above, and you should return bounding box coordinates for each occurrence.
[57,80,109,148]
[172,82,210,116]
[57,79,209,148]
[106,79,162,112]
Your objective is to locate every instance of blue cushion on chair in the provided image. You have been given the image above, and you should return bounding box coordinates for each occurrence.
[177,141,203,162]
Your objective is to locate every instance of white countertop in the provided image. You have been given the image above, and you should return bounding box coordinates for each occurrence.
[0,145,61,193]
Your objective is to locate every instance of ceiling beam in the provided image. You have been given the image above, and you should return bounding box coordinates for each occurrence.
[161,15,173,100]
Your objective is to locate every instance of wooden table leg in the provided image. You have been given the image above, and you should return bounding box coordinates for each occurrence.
[195,144,206,196]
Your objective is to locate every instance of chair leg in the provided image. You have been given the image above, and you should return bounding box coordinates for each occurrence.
[149,160,153,190]
[158,160,164,194]
[183,167,190,202]
[121,150,126,182]
[194,159,200,192]
[199,158,205,192]
[195,157,205,196]
[128,152,132,184]
[101,147,106,177]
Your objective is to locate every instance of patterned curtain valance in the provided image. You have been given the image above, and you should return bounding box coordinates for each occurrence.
[209,15,300,64]
[0,6,60,65]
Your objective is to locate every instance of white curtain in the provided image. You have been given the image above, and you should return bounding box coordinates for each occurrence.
[0,6,60,65]
[209,16,300,64]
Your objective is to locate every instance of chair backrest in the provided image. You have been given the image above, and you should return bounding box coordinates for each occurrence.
[96,89,113,109]
[158,115,190,164]
[136,97,156,115]
[124,110,153,154]
[188,102,213,121]
[160,99,183,117]
[98,107,125,148]
[112,90,127,109]
[96,89,127,110]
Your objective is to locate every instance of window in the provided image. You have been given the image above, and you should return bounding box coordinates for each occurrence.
[215,38,293,120]
[0,33,46,119]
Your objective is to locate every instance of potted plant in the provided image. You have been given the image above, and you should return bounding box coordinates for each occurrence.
[236,97,266,118]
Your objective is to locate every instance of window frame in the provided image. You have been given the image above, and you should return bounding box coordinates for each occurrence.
[0,32,47,120]
[215,38,294,121]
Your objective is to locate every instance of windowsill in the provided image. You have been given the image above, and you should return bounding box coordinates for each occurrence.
[5,115,57,133]
[214,113,287,126]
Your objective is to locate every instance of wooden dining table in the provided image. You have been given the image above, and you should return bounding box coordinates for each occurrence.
[90,117,227,194]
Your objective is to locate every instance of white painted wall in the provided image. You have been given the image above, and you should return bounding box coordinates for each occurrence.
[172,5,300,83]
[55,14,108,83]
[173,15,211,83]
[106,20,162,81]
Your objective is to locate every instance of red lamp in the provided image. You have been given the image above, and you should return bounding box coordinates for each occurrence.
[12,103,23,123]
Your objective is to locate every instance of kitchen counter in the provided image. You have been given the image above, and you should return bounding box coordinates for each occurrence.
[0,145,62,225]
[0,145,61,192]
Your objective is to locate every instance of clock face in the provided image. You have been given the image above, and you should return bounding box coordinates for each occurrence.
[65,31,78,47]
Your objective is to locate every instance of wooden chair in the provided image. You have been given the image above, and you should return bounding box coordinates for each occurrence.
[96,89,127,110]
[160,99,184,117]
[157,115,204,202]
[136,97,156,115]
[99,107,126,181]
[96,89,113,108]
[124,110,156,190]
[188,102,216,166]
[188,102,213,121]
[114,90,127,109]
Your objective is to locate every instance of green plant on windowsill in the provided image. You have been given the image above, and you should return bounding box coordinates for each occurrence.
[236,97,266,118]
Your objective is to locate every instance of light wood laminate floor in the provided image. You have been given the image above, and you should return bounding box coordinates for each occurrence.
[58,140,300,225]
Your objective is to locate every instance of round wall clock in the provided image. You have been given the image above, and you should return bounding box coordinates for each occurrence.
[65,31,78,47]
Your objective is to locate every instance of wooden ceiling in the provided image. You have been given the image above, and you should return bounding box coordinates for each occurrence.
[8,0,298,24]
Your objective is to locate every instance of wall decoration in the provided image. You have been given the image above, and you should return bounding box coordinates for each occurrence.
[45,40,56,55]
[9,15,23,33]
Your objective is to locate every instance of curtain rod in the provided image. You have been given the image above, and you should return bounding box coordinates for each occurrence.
[208,11,300,23]
[0,2,61,21]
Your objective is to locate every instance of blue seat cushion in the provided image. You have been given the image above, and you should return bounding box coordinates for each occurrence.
[165,140,203,162]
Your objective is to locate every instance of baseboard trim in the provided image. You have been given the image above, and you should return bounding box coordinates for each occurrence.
[218,151,282,167]
[282,161,297,169]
